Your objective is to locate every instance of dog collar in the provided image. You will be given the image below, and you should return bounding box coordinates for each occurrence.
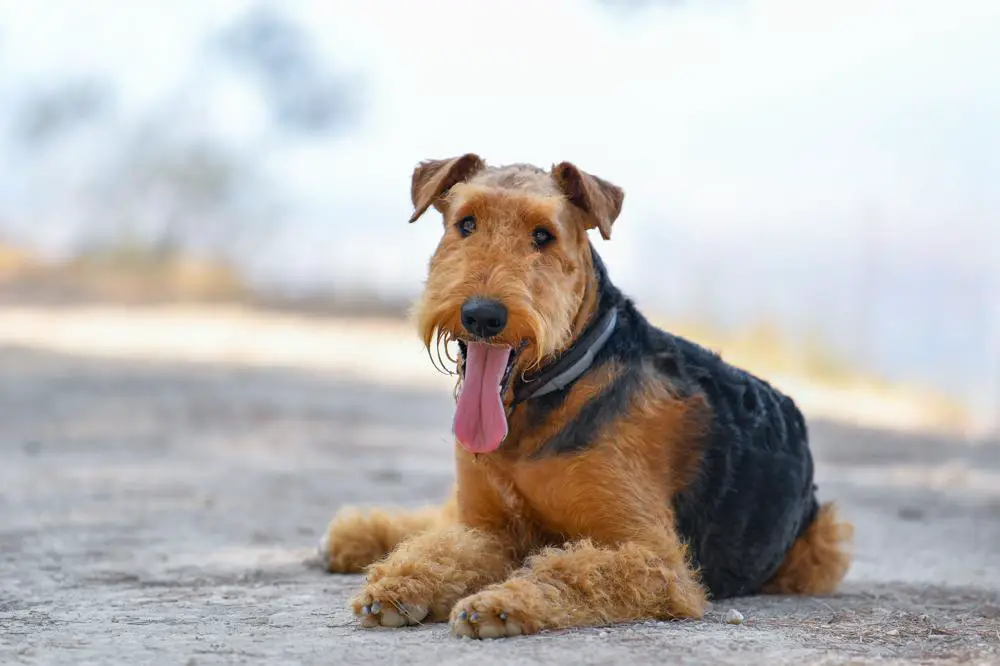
[512,306,618,405]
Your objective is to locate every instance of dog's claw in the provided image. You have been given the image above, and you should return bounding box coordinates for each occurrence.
[453,619,476,638]
[451,599,523,639]
[354,595,429,629]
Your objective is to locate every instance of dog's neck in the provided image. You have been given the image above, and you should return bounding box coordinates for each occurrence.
[509,244,619,407]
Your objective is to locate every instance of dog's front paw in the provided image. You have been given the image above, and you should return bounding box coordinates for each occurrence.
[351,592,430,628]
[450,590,532,639]
[350,570,453,629]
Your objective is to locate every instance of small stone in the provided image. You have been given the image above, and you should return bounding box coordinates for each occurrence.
[726,609,745,625]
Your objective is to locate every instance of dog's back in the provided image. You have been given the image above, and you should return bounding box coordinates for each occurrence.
[647,325,820,599]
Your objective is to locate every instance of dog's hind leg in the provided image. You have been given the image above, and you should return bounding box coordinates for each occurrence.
[761,502,853,595]
[318,491,458,573]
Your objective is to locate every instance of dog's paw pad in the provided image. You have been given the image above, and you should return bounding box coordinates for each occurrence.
[450,598,524,639]
[354,595,428,629]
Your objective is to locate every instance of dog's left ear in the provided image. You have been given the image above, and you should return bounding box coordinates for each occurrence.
[409,153,485,223]
[551,162,624,240]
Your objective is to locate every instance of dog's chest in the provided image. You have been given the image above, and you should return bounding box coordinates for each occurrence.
[482,457,631,544]
[473,458,564,540]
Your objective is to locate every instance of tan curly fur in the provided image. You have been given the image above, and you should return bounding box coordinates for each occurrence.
[451,538,704,636]
[321,497,456,573]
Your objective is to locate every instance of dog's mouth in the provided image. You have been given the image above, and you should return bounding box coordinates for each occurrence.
[457,340,521,395]
[453,339,522,454]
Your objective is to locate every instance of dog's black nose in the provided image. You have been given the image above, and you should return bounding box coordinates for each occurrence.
[461,297,508,339]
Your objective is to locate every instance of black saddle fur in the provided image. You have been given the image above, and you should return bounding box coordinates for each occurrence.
[514,245,819,599]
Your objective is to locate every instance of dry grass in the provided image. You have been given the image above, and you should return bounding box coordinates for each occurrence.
[0,241,977,436]
[0,243,248,304]
[661,318,859,384]
[0,242,40,278]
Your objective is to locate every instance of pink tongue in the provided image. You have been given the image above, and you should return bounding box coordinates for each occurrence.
[454,342,511,453]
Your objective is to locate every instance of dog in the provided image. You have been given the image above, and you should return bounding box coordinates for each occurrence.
[318,154,853,639]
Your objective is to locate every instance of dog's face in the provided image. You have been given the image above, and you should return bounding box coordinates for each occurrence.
[409,154,624,454]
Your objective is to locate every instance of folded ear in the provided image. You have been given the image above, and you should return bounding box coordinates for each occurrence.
[408,153,485,223]
[551,162,624,240]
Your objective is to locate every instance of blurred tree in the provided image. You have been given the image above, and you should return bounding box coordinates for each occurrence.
[0,5,362,275]
[11,79,113,147]
[82,120,268,261]
[215,5,361,136]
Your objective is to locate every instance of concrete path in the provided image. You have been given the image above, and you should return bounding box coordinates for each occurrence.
[1,348,998,665]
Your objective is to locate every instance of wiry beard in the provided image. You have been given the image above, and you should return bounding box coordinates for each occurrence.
[414,282,584,394]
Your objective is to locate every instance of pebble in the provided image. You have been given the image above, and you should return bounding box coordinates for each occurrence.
[726,609,745,625]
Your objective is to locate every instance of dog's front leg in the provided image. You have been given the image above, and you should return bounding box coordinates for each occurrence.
[350,524,516,627]
[449,530,706,639]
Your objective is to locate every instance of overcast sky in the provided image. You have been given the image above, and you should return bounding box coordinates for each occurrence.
[1,0,998,419]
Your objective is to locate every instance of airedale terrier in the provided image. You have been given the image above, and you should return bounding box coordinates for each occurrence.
[318,154,853,638]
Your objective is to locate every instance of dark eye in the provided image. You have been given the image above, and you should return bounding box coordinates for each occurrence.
[457,215,476,237]
[532,227,554,248]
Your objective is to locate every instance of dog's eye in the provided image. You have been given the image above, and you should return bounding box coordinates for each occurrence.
[457,216,476,237]
[532,228,554,248]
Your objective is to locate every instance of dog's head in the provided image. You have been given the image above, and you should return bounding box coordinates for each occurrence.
[409,153,624,453]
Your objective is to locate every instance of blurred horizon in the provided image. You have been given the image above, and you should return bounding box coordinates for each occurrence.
[0,0,997,431]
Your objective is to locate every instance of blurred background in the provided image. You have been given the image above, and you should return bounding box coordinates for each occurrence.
[0,0,997,437]
[3,5,1000,660]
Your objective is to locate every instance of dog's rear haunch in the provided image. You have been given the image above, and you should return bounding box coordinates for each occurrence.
[318,154,853,638]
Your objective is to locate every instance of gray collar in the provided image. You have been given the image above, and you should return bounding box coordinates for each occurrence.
[511,307,618,405]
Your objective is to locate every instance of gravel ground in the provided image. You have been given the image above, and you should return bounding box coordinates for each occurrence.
[1,347,999,665]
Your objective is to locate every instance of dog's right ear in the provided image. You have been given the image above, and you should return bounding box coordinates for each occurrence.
[409,153,485,223]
